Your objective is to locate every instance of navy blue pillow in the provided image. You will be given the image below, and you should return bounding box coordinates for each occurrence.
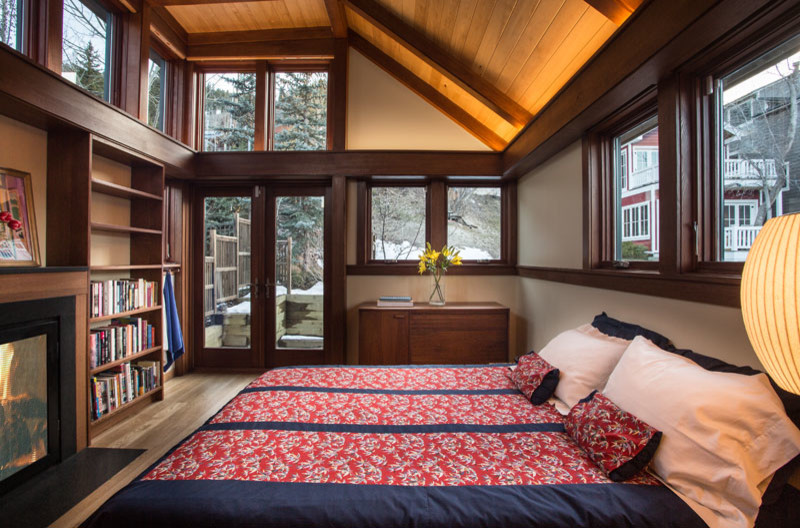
[591,312,673,350]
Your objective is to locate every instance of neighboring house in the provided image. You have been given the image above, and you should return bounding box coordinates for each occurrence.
[621,76,798,261]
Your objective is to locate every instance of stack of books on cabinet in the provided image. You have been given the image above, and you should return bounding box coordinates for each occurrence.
[88,139,166,437]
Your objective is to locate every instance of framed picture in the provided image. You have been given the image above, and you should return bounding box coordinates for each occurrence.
[0,168,41,267]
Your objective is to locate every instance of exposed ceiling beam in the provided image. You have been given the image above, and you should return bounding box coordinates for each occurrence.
[324,0,348,38]
[187,38,335,60]
[344,0,532,128]
[151,6,188,59]
[583,0,643,25]
[187,27,332,46]
[350,32,506,151]
[148,0,274,6]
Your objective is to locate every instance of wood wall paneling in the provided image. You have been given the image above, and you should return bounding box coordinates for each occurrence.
[47,129,91,266]
[164,0,331,34]
[194,150,503,177]
[345,0,531,128]
[329,38,348,150]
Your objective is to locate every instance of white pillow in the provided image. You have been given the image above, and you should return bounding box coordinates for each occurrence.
[604,336,800,528]
[537,324,630,408]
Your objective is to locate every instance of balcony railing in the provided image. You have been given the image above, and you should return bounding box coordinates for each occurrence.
[723,159,789,188]
[724,225,761,252]
[628,165,659,190]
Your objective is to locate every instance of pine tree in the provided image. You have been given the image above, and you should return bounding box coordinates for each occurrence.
[274,73,328,151]
[147,60,162,129]
[204,74,255,151]
[64,42,105,98]
[276,196,324,289]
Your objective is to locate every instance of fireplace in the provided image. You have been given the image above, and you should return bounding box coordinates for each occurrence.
[0,297,76,495]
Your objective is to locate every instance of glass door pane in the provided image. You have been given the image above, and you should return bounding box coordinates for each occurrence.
[275,195,324,350]
[203,196,252,349]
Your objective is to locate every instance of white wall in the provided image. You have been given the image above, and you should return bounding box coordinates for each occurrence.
[0,115,47,264]
[517,141,761,369]
[347,49,490,151]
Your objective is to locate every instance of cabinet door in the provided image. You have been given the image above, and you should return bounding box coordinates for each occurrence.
[359,310,409,365]
[409,312,507,364]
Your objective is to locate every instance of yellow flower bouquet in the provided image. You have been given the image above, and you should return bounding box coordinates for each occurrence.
[418,243,462,305]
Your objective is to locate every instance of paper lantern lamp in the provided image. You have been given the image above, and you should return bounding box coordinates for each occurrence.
[741,212,800,395]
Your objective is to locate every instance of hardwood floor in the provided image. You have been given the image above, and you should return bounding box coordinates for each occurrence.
[51,371,259,528]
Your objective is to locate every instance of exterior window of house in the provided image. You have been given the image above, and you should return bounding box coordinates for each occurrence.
[0,0,24,51]
[447,186,501,260]
[203,72,256,152]
[614,115,659,261]
[273,72,327,151]
[147,50,166,131]
[370,186,427,261]
[61,0,113,100]
[718,37,800,262]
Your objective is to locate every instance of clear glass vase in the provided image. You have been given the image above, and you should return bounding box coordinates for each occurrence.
[429,271,446,306]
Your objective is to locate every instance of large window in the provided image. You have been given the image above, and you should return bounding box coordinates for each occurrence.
[717,37,800,262]
[273,72,328,151]
[147,50,166,131]
[370,186,427,261]
[0,0,24,51]
[614,116,659,261]
[61,0,112,100]
[447,186,501,260]
[203,72,256,152]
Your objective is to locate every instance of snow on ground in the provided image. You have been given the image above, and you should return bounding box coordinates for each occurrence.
[223,281,324,315]
[227,301,250,314]
[280,335,323,341]
[293,281,323,294]
[373,240,494,261]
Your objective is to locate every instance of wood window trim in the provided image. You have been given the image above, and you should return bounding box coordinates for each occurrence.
[353,179,517,275]
[584,89,659,272]
[196,60,333,153]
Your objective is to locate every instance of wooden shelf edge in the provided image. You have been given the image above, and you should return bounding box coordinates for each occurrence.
[91,178,163,201]
[91,222,162,235]
[89,385,164,434]
[90,346,163,375]
[90,305,162,323]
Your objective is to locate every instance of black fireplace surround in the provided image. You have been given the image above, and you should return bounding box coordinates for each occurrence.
[0,296,77,495]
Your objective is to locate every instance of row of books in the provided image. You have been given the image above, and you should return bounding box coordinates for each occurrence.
[91,278,159,318]
[377,296,413,307]
[90,360,162,420]
[90,317,156,369]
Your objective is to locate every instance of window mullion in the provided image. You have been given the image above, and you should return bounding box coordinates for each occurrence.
[254,60,267,151]
[429,180,446,250]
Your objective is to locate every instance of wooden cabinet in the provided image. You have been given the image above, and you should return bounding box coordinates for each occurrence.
[358,302,509,365]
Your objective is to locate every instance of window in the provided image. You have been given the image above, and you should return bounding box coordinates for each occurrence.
[147,49,166,131]
[203,72,256,152]
[370,186,427,261]
[0,0,24,51]
[614,115,659,261]
[447,186,501,260]
[717,37,800,262]
[273,72,328,151]
[61,0,113,100]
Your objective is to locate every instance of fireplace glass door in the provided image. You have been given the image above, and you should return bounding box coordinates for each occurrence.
[0,321,59,493]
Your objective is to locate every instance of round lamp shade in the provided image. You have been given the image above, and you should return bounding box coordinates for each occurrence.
[741,212,800,395]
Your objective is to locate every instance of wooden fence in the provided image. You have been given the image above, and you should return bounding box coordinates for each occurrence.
[204,215,294,317]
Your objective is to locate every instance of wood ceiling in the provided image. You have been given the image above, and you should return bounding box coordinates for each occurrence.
[157,0,643,150]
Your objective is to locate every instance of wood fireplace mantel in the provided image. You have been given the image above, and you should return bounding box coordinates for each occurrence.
[0,268,89,451]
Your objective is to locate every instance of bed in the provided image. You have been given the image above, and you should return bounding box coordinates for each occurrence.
[84,363,708,528]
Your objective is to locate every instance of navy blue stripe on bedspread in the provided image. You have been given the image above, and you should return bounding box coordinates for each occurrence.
[86,480,707,528]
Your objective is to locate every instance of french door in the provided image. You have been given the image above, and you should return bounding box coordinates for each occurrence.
[195,184,330,369]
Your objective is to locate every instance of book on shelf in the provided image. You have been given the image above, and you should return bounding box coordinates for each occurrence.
[90,278,159,318]
[89,317,156,369]
[90,359,161,421]
[377,296,413,307]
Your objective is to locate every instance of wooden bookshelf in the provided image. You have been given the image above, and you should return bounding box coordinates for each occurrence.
[90,346,163,375]
[89,305,162,323]
[89,386,164,436]
[88,139,166,440]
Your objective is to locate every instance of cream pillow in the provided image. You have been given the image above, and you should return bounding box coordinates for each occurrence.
[537,324,630,408]
[604,336,800,528]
